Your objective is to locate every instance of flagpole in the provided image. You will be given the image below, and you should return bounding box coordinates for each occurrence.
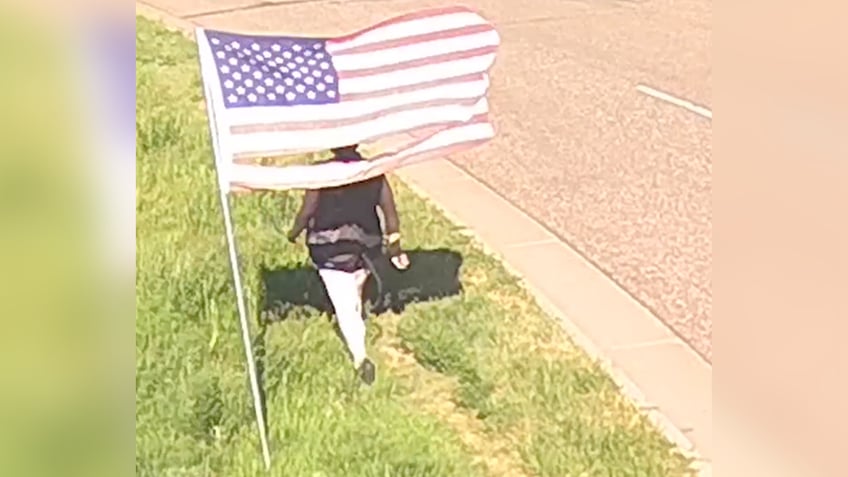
[216,182,273,472]
[196,28,272,471]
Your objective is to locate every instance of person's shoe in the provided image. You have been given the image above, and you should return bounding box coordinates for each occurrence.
[357,358,376,386]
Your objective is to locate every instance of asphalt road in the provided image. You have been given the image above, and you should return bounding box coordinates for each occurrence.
[450,0,713,360]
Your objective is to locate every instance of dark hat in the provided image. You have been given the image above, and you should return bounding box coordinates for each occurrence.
[330,144,362,162]
[331,144,358,155]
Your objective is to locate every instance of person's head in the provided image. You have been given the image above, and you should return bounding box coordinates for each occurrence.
[330,144,362,162]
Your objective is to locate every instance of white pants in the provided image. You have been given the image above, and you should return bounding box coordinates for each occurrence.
[318,268,370,367]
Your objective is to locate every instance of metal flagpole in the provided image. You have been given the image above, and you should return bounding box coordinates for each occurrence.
[215,180,273,471]
[196,28,272,471]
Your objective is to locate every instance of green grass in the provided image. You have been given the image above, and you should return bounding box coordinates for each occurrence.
[136,16,696,477]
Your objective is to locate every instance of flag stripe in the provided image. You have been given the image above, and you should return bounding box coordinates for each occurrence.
[225,74,488,128]
[335,38,498,76]
[337,52,496,94]
[231,106,489,161]
[228,98,487,157]
[231,96,482,134]
[330,23,494,55]
[328,7,484,50]
[234,115,487,164]
[232,138,490,190]
[369,113,491,160]
[340,72,485,102]
[331,29,497,73]
[228,117,492,190]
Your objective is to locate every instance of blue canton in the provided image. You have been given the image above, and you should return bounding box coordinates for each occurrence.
[204,30,341,109]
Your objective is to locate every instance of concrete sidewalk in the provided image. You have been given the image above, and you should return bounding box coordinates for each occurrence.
[136,1,712,474]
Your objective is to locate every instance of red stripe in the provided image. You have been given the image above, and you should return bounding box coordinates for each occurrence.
[338,46,497,79]
[398,137,490,166]
[377,112,490,153]
[347,134,492,182]
[327,6,476,46]
[232,114,488,161]
[229,96,483,134]
[329,24,494,55]
[230,132,492,191]
[363,112,490,161]
[340,73,485,102]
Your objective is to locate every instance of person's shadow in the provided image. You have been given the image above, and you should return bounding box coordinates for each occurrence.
[249,248,463,434]
[258,248,464,323]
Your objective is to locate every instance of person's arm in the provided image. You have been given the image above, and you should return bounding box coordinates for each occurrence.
[378,178,400,236]
[287,190,319,242]
[378,179,409,269]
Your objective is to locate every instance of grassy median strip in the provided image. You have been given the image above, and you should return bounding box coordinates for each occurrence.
[136,16,695,477]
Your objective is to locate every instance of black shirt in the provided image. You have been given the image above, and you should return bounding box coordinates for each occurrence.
[306,175,386,271]
[310,176,384,238]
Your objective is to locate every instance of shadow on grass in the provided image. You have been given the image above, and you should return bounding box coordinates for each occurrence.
[250,248,464,429]
[257,248,464,322]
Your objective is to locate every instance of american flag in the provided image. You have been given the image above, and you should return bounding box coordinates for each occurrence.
[196,6,499,191]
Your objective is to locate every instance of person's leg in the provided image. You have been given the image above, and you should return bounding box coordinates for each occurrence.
[318,267,369,369]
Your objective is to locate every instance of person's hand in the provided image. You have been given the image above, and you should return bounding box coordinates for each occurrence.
[385,234,408,270]
[390,253,410,270]
[384,232,408,269]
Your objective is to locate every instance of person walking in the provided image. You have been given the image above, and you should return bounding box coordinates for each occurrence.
[287,145,409,385]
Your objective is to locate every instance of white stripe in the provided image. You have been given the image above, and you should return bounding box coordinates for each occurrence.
[328,11,489,52]
[394,122,494,159]
[339,53,496,94]
[228,120,493,190]
[332,30,499,72]
[223,75,489,126]
[229,98,487,155]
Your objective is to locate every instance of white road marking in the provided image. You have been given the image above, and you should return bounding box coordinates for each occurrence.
[636,84,712,119]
